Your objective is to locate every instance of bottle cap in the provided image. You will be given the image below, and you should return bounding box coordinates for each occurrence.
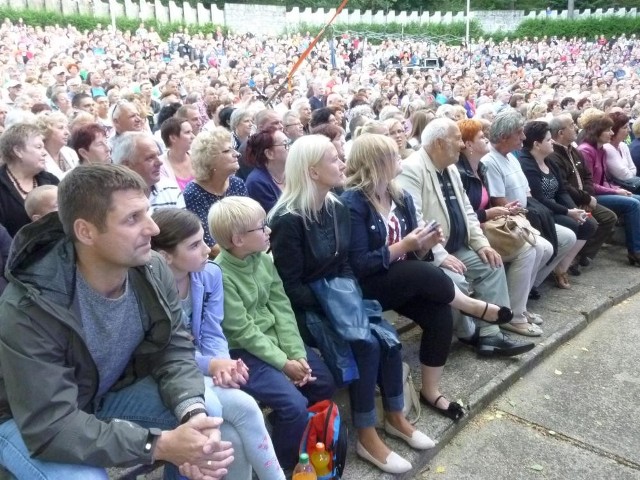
[316,442,325,450]
[299,453,310,463]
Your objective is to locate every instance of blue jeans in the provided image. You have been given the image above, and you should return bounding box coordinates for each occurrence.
[0,377,193,480]
[597,194,640,253]
[230,346,336,470]
[349,336,404,429]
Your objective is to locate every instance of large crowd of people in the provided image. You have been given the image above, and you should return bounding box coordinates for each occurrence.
[0,15,639,480]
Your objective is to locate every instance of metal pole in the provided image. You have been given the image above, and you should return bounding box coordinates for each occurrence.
[110,0,116,33]
[465,0,470,47]
[568,0,575,19]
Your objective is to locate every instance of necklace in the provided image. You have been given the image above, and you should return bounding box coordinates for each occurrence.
[6,167,36,196]
[267,167,285,185]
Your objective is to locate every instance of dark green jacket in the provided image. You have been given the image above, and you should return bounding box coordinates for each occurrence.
[0,213,203,467]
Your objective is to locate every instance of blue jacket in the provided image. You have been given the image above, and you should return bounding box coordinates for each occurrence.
[340,188,431,280]
[246,166,280,213]
[189,261,230,375]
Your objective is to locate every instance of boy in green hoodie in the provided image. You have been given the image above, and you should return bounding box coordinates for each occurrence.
[210,196,336,472]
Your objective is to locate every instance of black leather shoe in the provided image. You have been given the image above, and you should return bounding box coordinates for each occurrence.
[476,332,535,357]
[528,287,541,300]
[579,256,592,267]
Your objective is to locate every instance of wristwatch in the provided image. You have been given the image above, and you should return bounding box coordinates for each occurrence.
[180,407,207,424]
[144,428,162,455]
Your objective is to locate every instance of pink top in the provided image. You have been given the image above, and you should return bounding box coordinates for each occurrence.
[479,185,490,211]
[176,175,194,192]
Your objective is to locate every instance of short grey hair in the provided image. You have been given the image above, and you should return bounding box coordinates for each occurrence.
[421,117,456,148]
[489,108,524,144]
[378,105,403,122]
[435,104,455,119]
[282,110,300,125]
[291,98,310,113]
[111,131,150,166]
[548,114,572,138]
[230,108,252,131]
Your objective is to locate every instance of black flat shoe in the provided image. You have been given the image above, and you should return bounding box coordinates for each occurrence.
[476,332,535,357]
[579,256,592,267]
[419,393,465,421]
[568,264,581,276]
[628,252,640,266]
[461,302,513,325]
[528,287,541,300]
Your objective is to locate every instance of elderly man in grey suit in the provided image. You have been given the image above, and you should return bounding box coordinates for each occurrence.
[397,117,534,357]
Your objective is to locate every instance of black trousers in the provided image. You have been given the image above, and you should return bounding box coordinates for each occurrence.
[359,259,455,367]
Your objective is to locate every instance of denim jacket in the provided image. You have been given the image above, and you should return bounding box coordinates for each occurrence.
[341,188,432,280]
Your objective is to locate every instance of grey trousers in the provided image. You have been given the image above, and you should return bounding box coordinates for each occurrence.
[442,245,511,338]
[502,236,553,323]
[534,224,577,287]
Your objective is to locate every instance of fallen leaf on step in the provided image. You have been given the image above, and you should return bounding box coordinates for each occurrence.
[530,464,544,471]
[548,430,556,435]
[435,466,446,474]
[544,394,551,400]
[574,371,580,374]
[554,369,562,375]
[581,347,589,352]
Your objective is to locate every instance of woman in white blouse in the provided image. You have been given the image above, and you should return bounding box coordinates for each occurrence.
[604,111,638,187]
[36,111,79,180]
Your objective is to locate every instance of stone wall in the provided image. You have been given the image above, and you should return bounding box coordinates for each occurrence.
[8,0,640,35]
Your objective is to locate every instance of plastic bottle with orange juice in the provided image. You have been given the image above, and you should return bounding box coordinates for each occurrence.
[310,442,331,479]
[292,453,317,480]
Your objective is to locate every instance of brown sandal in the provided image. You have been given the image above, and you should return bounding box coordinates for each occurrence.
[553,270,571,289]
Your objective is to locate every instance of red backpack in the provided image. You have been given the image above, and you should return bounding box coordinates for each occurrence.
[299,400,348,479]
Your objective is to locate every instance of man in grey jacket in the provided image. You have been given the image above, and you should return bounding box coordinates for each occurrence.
[0,165,233,479]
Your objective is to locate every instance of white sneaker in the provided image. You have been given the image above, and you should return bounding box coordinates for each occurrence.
[501,321,543,337]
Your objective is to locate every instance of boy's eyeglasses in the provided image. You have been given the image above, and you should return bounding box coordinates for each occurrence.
[246,222,268,233]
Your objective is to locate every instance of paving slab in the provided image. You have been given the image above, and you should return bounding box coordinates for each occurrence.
[495,296,640,466]
[421,415,640,480]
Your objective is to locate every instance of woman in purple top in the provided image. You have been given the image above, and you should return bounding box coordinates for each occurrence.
[151,209,284,480]
[578,112,640,265]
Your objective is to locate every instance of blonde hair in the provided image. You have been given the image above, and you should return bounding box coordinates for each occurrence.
[36,111,68,141]
[268,135,340,225]
[353,120,388,140]
[578,107,606,129]
[346,134,404,212]
[208,196,265,250]
[633,118,640,139]
[191,127,232,183]
[24,184,57,219]
[526,102,548,120]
